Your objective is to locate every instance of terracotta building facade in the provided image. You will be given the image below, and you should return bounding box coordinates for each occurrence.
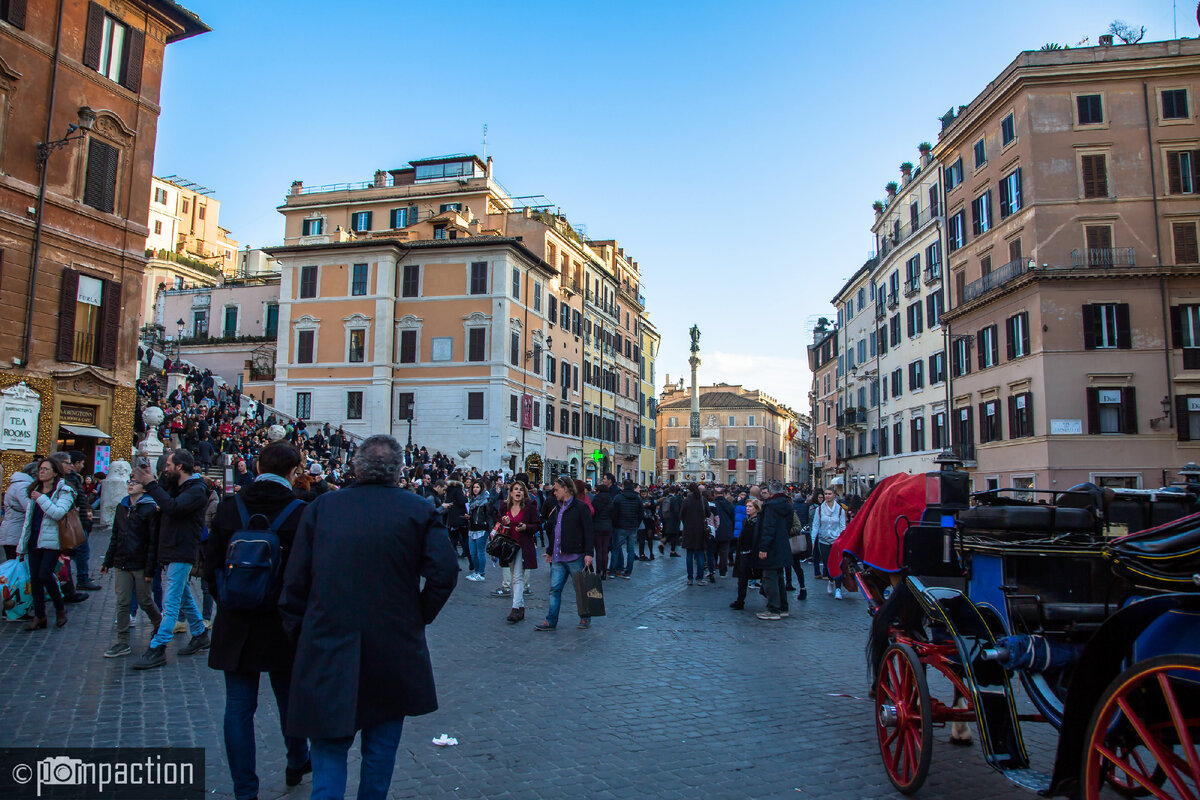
[0,1,206,479]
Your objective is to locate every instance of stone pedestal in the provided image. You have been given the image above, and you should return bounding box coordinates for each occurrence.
[166,371,187,397]
[139,407,164,460]
[99,460,132,527]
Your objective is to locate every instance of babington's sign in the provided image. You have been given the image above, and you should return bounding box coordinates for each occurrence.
[0,382,42,453]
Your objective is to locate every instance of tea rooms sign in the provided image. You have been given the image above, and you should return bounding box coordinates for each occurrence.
[0,382,42,453]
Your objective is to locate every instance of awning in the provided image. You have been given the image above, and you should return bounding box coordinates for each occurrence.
[60,424,112,439]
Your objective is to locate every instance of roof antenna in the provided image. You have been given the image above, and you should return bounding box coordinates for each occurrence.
[482,123,488,160]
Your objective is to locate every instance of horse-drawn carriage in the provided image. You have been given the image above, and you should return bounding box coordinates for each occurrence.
[834,456,1200,798]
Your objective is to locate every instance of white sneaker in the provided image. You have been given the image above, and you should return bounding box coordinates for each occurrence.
[129,614,137,626]
[827,581,834,595]
[835,588,843,600]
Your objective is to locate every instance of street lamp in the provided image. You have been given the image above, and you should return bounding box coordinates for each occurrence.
[175,317,185,365]
[407,409,414,447]
[36,106,96,167]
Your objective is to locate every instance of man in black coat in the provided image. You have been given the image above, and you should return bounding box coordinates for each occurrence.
[279,435,457,799]
[590,473,615,579]
[205,441,311,800]
[713,487,736,577]
[756,481,794,621]
[100,479,162,657]
[610,479,643,579]
[535,476,595,631]
[132,449,210,669]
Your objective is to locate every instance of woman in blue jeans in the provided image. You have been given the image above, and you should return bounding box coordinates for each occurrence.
[464,482,494,581]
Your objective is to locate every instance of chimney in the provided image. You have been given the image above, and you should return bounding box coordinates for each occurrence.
[290,180,303,195]
[373,170,387,188]
[486,156,493,179]
[1099,34,1114,46]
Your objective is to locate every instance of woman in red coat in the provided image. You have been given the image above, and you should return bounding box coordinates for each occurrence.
[492,481,539,624]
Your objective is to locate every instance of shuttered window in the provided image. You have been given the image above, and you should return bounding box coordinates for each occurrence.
[466,328,486,362]
[1087,387,1137,434]
[1082,303,1130,350]
[351,211,372,232]
[470,262,488,294]
[971,190,992,235]
[977,325,999,368]
[979,400,1002,443]
[398,330,416,364]
[1173,222,1199,265]
[296,330,314,364]
[2,0,27,28]
[299,265,317,298]
[1006,311,1030,359]
[83,139,119,213]
[82,2,144,92]
[1169,304,1200,369]
[1081,154,1108,198]
[1175,395,1200,441]
[1009,393,1033,438]
[999,168,1022,217]
[1166,150,1199,194]
[1077,94,1104,125]
[57,269,119,368]
[401,264,420,297]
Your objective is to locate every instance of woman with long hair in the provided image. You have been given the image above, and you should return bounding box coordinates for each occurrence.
[679,483,710,585]
[465,481,494,582]
[729,497,762,610]
[492,481,539,623]
[16,458,76,630]
[811,488,848,598]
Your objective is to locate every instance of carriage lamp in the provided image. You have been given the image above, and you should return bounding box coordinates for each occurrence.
[37,106,96,167]
[1180,462,1200,487]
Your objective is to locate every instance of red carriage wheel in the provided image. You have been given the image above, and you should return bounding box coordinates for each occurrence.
[875,643,933,794]
[1082,655,1200,800]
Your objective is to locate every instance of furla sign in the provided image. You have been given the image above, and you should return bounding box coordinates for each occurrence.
[0,382,41,452]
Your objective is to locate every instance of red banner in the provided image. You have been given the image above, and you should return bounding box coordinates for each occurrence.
[668,458,676,470]
[521,394,533,430]
[728,458,737,471]
[748,458,757,471]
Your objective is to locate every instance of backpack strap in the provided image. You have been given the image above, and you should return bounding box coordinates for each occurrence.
[267,499,306,534]
[233,494,251,528]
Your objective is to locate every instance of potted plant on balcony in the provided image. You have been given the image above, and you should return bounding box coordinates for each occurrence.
[872,200,885,215]
[900,162,913,180]
[885,181,899,198]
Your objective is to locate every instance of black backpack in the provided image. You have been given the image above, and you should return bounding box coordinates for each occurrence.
[215,496,304,612]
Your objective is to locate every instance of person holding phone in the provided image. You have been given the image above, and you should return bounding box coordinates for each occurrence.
[492,481,539,623]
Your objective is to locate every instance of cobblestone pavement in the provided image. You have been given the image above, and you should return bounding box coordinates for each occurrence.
[0,528,1061,799]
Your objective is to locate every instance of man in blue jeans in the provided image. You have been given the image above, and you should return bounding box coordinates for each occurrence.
[610,478,643,579]
[132,450,210,670]
[536,476,595,631]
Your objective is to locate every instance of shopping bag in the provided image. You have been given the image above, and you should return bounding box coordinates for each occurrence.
[572,566,606,618]
[1,558,33,621]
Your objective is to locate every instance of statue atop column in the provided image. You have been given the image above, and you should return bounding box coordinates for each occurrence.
[689,324,700,354]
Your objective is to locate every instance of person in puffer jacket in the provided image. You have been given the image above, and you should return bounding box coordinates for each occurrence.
[101,478,163,657]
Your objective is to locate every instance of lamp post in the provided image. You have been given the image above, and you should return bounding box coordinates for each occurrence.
[23,107,97,367]
[175,317,185,365]
[407,410,414,447]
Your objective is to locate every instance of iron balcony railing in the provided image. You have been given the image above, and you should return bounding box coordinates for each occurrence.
[904,278,920,297]
[924,265,942,285]
[886,292,899,310]
[963,257,1027,303]
[875,205,941,259]
[951,443,976,463]
[1070,247,1135,268]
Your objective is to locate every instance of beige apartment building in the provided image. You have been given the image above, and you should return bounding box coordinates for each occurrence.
[272,155,657,481]
[871,148,950,480]
[808,320,839,488]
[936,38,1200,493]
[832,257,880,494]
[657,383,804,485]
[141,175,239,328]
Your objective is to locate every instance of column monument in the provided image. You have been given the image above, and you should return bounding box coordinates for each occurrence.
[680,325,713,482]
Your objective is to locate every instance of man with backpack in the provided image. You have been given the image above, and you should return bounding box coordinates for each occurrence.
[202,440,311,800]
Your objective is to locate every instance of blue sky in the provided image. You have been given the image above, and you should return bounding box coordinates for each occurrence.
[155,0,1188,412]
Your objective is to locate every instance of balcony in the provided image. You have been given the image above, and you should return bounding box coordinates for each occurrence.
[924,266,942,286]
[875,304,886,321]
[886,292,899,310]
[836,407,868,431]
[875,205,940,260]
[615,442,639,459]
[1070,247,1135,268]
[963,257,1028,303]
[903,278,920,297]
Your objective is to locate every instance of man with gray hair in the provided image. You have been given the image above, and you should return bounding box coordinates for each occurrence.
[280,435,458,799]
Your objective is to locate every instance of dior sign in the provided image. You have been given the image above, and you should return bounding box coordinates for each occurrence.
[0,382,42,452]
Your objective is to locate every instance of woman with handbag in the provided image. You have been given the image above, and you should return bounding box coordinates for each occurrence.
[464,481,494,582]
[491,481,539,624]
[16,458,78,630]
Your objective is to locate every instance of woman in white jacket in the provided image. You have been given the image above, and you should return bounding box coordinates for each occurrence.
[17,458,76,630]
[811,488,848,599]
[1,464,36,560]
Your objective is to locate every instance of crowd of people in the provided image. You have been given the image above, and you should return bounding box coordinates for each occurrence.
[0,359,862,800]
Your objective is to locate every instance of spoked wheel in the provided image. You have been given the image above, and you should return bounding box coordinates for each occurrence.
[875,643,933,795]
[1082,655,1200,800]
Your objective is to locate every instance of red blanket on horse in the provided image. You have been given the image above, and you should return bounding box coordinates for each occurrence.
[828,473,927,582]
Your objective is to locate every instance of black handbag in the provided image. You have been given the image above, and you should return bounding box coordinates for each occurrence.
[485,533,521,565]
[573,566,606,617]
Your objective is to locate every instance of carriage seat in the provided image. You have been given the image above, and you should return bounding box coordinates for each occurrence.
[957,505,1097,534]
[1108,512,1200,586]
